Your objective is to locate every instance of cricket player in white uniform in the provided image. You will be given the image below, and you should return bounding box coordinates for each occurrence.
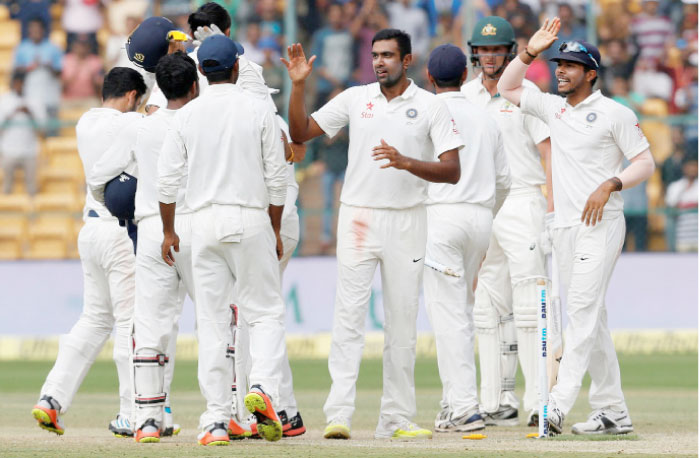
[31,67,147,436]
[282,29,463,440]
[461,16,553,427]
[232,112,308,439]
[424,44,511,433]
[88,52,201,443]
[158,35,288,445]
[498,18,655,435]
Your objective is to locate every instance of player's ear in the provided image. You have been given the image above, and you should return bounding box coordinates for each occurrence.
[403,52,413,69]
[198,64,206,77]
[426,71,435,90]
[460,68,468,86]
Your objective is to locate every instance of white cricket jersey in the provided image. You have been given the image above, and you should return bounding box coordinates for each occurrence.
[147,50,268,108]
[77,107,143,220]
[520,89,651,228]
[462,75,549,189]
[311,81,464,209]
[429,91,510,208]
[158,83,287,211]
[88,108,191,222]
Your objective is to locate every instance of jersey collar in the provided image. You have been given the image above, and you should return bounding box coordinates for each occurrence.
[369,78,418,100]
[566,89,602,109]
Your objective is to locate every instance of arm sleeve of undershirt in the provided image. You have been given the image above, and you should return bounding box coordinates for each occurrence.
[88,121,138,205]
[429,98,465,159]
[310,87,353,138]
[157,124,187,204]
[261,107,287,206]
[618,148,655,189]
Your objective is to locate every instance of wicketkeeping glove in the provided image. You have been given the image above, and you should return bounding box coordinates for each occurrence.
[192,24,225,47]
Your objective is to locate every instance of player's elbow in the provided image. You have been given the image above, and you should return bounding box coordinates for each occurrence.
[445,160,461,184]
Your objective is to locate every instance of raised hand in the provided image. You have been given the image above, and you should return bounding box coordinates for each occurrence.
[527,17,561,56]
[192,24,224,47]
[281,43,317,83]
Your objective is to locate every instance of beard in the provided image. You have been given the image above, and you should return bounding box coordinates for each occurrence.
[377,69,403,88]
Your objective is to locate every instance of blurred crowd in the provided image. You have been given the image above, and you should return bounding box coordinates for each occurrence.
[0,0,697,253]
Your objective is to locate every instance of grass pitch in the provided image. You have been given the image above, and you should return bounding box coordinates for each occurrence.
[0,354,696,457]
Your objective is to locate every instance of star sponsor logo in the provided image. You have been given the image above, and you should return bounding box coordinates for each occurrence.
[361,101,374,119]
[555,107,567,119]
[451,118,459,134]
[635,122,644,138]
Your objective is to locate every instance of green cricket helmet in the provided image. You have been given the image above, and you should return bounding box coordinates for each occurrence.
[468,16,517,66]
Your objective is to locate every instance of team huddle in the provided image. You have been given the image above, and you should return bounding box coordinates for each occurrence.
[30,4,655,446]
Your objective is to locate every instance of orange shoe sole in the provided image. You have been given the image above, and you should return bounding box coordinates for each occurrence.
[31,406,64,435]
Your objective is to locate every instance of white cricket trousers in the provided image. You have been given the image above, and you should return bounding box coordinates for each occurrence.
[41,218,134,417]
[132,214,195,428]
[424,203,493,418]
[235,232,300,418]
[324,204,426,435]
[191,204,286,429]
[550,215,628,415]
[475,189,547,412]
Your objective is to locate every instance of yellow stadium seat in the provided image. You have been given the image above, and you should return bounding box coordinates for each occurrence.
[50,29,66,50]
[0,5,9,21]
[33,192,81,212]
[0,193,32,212]
[26,215,74,259]
[0,25,20,51]
[45,137,78,156]
[69,218,84,258]
[49,154,83,171]
[0,215,28,259]
[39,167,84,194]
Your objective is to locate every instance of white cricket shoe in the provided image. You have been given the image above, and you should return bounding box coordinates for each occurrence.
[572,409,634,435]
[434,407,451,430]
[109,414,133,437]
[435,409,485,433]
[547,399,564,435]
[527,408,539,427]
[481,405,518,426]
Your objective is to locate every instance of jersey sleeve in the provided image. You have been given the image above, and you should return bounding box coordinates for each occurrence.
[310,87,354,138]
[611,104,651,160]
[260,105,287,206]
[158,120,188,204]
[523,112,550,145]
[520,87,557,124]
[429,98,465,159]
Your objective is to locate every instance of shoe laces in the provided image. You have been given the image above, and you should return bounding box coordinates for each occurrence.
[589,409,607,422]
[329,417,350,427]
[398,421,422,431]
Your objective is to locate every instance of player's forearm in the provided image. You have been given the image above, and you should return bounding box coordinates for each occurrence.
[268,204,284,234]
[406,154,460,184]
[538,139,554,212]
[618,149,655,189]
[289,81,313,143]
[159,202,176,234]
[497,55,529,106]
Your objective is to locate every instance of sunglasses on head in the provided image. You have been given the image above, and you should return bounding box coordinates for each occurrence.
[558,41,599,68]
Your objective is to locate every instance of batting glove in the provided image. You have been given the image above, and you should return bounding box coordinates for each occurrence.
[540,212,555,255]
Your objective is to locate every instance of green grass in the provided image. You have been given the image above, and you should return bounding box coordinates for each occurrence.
[0,355,696,457]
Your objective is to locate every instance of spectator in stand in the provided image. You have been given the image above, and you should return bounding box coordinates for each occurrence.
[62,0,105,54]
[674,55,698,157]
[600,39,639,95]
[0,70,46,195]
[661,128,689,251]
[630,0,674,63]
[386,0,430,84]
[666,156,699,252]
[240,21,266,66]
[632,57,674,101]
[9,0,51,40]
[105,14,140,70]
[61,34,104,104]
[597,1,632,42]
[13,18,62,137]
[257,0,283,43]
[310,2,353,107]
[496,0,537,38]
[348,0,389,85]
[610,75,645,116]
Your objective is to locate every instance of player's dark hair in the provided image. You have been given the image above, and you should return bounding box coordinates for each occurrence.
[155,52,198,100]
[372,29,412,59]
[432,76,462,89]
[10,69,26,84]
[202,60,234,83]
[188,2,231,35]
[102,67,147,101]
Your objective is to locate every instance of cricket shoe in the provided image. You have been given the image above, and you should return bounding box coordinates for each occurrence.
[481,405,519,426]
[31,395,64,435]
[323,417,351,439]
[161,406,181,437]
[434,407,451,430]
[108,414,133,437]
[280,410,307,437]
[228,417,253,440]
[435,410,485,433]
[527,409,539,427]
[198,422,230,446]
[385,421,433,440]
[572,409,634,435]
[547,400,564,435]
[134,418,160,443]
[244,385,282,442]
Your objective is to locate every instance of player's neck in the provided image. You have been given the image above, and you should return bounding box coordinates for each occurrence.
[434,86,460,95]
[481,75,499,97]
[565,86,594,107]
[102,98,130,113]
[380,76,411,102]
[167,98,189,110]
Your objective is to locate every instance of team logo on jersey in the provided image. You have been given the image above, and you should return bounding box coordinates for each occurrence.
[133,53,145,63]
[119,173,131,182]
[406,108,418,119]
[500,100,514,113]
[481,23,497,36]
[586,112,597,123]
